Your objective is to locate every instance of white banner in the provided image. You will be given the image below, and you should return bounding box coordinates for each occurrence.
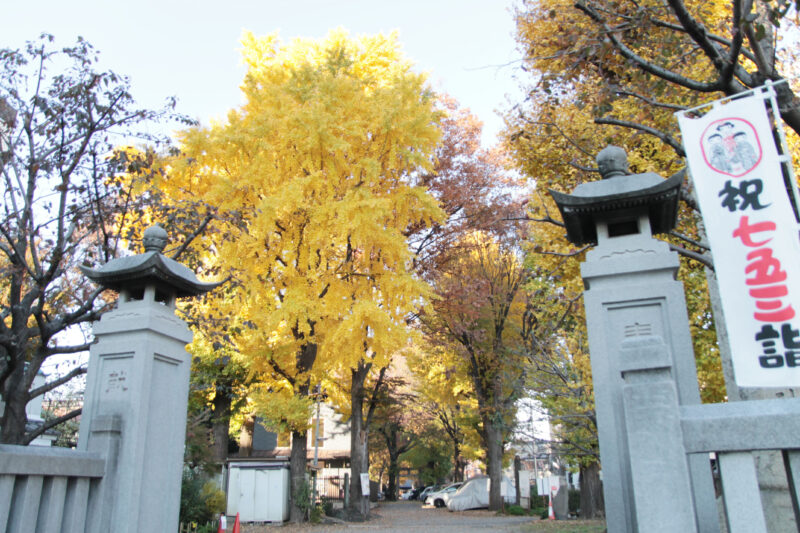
[678,93,800,387]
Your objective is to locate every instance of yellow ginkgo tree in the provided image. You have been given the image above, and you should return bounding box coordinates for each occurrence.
[154,30,443,522]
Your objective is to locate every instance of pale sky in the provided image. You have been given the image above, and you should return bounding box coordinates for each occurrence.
[3,0,523,145]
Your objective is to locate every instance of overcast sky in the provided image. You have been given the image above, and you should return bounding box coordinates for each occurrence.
[3,0,524,145]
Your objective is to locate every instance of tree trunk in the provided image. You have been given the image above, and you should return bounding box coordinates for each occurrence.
[287,341,316,523]
[211,384,232,464]
[485,421,504,511]
[454,458,465,482]
[289,429,309,523]
[452,438,464,482]
[381,424,402,500]
[386,458,398,501]
[0,363,29,444]
[238,413,255,458]
[579,462,604,519]
[348,366,369,517]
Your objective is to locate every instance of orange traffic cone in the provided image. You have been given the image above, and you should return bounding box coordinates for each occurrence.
[548,493,555,520]
[232,513,241,533]
[217,514,227,533]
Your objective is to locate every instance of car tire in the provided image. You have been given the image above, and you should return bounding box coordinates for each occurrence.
[434,499,444,508]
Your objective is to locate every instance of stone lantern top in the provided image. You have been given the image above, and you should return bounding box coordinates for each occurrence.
[80,225,221,299]
[142,225,168,252]
[549,145,683,245]
[597,145,629,178]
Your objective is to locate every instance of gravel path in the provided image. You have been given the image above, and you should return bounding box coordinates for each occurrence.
[236,501,540,532]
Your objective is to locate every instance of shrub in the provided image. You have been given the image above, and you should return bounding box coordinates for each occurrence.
[293,477,312,519]
[180,469,226,525]
[310,503,323,523]
[320,496,334,516]
[201,482,226,516]
[504,504,528,516]
[197,523,217,533]
[568,488,581,514]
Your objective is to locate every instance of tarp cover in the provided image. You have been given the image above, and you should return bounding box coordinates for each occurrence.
[446,475,514,511]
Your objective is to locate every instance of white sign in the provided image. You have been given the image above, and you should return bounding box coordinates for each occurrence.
[536,475,560,496]
[678,93,800,386]
[519,470,531,499]
[360,473,370,497]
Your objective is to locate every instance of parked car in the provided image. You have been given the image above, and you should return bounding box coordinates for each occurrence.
[418,485,440,502]
[446,475,515,511]
[398,482,413,500]
[425,482,464,508]
[408,486,424,500]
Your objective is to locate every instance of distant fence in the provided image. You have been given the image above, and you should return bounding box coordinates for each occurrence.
[0,415,119,533]
[316,475,345,501]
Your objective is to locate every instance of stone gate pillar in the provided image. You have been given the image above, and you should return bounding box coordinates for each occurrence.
[78,225,220,533]
[550,147,719,533]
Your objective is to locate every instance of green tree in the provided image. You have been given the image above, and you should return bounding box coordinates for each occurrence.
[184,333,249,468]
[408,341,479,483]
[521,251,603,517]
[401,422,453,487]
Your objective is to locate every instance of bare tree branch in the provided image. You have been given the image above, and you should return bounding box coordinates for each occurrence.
[594,116,685,156]
[611,86,688,111]
[28,365,87,400]
[669,230,710,251]
[23,407,82,445]
[170,212,215,260]
[575,1,722,92]
[669,242,714,268]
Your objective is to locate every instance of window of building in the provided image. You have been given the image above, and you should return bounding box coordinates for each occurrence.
[277,431,290,447]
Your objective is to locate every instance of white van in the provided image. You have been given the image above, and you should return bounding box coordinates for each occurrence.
[446,475,515,511]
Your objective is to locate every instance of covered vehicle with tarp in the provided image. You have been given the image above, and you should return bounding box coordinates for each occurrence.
[446,475,515,511]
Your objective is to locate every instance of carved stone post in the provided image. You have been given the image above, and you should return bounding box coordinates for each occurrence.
[620,335,698,532]
[551,147,718,533]
[78,226,220,533]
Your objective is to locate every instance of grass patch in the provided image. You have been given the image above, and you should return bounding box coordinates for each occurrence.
[519,519,606,532]
[502,504,534,516]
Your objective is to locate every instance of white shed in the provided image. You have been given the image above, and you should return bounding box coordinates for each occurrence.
[227,461,290,522]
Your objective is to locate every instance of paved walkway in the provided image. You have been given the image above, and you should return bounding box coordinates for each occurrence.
[237,501,540,532]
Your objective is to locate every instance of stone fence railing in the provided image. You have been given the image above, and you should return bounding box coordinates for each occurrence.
[619,333,800,533]
[680,398,800,533]
[0,415,120,533]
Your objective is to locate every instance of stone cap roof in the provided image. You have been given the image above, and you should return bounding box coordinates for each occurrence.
[80,225,221,298]
[549,172,683,246]
[80,251,221,298]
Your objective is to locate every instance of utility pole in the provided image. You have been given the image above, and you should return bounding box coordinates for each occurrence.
[312,384,322,505]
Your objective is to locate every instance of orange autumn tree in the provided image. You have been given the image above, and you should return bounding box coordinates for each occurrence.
[153,30,443,522]
[422,231,529,511]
